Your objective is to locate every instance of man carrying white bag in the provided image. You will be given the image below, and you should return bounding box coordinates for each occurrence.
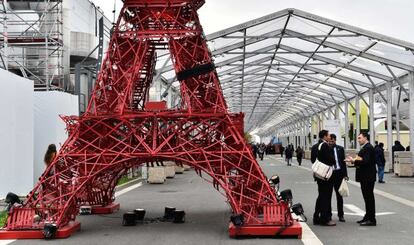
[311,130,337,226]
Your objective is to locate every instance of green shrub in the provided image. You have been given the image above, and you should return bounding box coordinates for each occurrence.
[0,211,7,228]
[117,176,131,186]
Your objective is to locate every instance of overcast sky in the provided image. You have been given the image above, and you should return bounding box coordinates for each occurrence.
[92,0,414,43]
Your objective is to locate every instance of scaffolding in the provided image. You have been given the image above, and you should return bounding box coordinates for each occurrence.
[0,0,64,90]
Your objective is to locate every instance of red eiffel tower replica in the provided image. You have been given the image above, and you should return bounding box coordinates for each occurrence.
[0,0,301,239]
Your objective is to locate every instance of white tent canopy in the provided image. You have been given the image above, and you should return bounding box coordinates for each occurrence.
[156,8,414,136]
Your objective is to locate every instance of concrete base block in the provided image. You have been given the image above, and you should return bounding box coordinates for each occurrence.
[395,158,412,164]
[148,167,166,184]
[394,163,413,177]
[304,151,311,160]
[174,165,184,174]
[165,165,176,178]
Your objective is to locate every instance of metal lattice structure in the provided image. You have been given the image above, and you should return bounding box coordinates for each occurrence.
[0,0,64,90]
[156,8,414,136]
[1,0,301,239]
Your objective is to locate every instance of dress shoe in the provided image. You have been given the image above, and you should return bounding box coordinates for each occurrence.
[338,216,345,222]
[320,221,336,226]
[379,180,386,183]
[357,218,367,224]
[360,220,376,226]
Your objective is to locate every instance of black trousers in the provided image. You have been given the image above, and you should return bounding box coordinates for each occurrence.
[258,152,264,160]
[332,171,344,217]
[314,178,334,223]
[297,156,302,165]
[360,181,376,222]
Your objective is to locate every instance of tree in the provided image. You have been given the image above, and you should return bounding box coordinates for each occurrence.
[244,133,253,143]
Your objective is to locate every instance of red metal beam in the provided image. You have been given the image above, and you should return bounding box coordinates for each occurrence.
[1,0,301,240]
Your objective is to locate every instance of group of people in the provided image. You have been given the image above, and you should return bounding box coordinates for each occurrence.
[373,140,411,184]
[251,143,267,160]
[312,130,377,227]
[281,144,304,166]
[391,140,410,170]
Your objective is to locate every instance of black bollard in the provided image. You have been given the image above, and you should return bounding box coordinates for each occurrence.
[123,212,137,226]
[134,208,146,221]
[42,223,58,239]
[230,214,244,226]
[163,206,176,220]
[172,210,185,223]
[280,189,293,203]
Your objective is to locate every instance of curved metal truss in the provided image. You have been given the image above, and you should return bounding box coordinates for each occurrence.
[156,8,414,135]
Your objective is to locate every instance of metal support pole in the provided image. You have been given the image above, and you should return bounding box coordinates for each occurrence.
[335,105,339,120]
[356,96,361,150]
[369,89,375,143]
[303,120,306,149]
[302,121,306,148]
[396,99,401,141]
[305,119,308,149]
[307,117,311,149]
[2,0,8,70]
[409,72,414,171]
[344,100,349,150]
[87,71,93,107]
[295,130,298,148]
[45,35,49,90]
[318,114,323,132]
[387,82,393,172]
[75,63,82,113]
[96,18,104,73]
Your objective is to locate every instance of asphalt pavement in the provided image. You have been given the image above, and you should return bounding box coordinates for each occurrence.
[3,155,414,245]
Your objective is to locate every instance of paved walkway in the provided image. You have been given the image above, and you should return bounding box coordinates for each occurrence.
[3,155,414,245]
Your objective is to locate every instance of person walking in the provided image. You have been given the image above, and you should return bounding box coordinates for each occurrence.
[285,145,293,166]
[311,130,336,226]
[375,142,386,183]
[252,143,258,159]
[296,146,304,166]
[258,143,265,161]
[347,132,377,226]
[280,145,285,158]
[328,134,348,222]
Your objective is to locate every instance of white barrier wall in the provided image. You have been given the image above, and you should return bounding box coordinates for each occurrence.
[33,91,79,185]
[0,69,34,199]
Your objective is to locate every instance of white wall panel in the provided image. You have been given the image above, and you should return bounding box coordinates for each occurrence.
[33,91,79,185]
[0,69,34,199]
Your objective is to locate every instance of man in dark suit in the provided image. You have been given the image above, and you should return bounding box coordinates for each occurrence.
[329,134,348,222]
[347,132,377,226]
[311,130,336,226]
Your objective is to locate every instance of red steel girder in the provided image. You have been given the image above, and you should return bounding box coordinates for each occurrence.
[1,0,301,239]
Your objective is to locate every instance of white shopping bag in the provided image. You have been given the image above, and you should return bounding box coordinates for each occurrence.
[338,179,350,197]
